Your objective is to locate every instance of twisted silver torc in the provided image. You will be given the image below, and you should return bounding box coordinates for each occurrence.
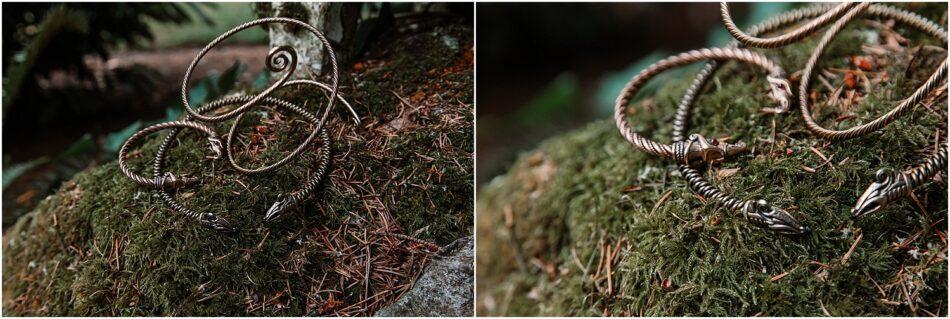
[730,1,948,218]
[852,141,948,218]
[798,2,949,141]
[671,4,861,235]
[614,47,791,163]
[720,1,949,141]
[613,46,803,233]
[152,96,334,231]
[219,94,340,221]
[119,18,357,230]
[225,80,354,175]
[181,18,357,175]
[794,3,948,218]
[720,1,861,49]
[181,18,340,123]
[119,121,223,189]
[665,3,947,234]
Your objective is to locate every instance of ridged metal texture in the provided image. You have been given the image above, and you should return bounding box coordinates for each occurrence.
[797,2,948,141]
[119,120,221,189]
[118,18,356,230]
[151,96,334,230]
[676,3,946,226]
[614,47,785,159]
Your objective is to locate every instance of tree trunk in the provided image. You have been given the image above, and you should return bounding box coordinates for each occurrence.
[2,17,474,316]
[264,2,360,77]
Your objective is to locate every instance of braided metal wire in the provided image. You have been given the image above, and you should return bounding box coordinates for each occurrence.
[671,138,691,166]
[116,18,358,230]
[678,2,948,144]
[799,2,949,141]
[152,96,332,229]
[678,165,748,212]
[225,80,353,174]
[903,141,948,192]
[671,62,752,211]
[676,4,851,143]
[674,3,948,224]
[674,4,860,215]
[615,47,785,159]
[177,18,357,176]
[285,128,331,203]
[151,101,231,227]
[119,120,221,189]
[852,140,948,218]
[181,18,339,124]
[720,2,860,48]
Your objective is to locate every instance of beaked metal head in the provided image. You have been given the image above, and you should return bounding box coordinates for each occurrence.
[199,212,233,231]
[766,75,793,113]
[743,199,805,235]
[264,195,296,222]
[155,172,197,189]
[682,134,749,167]
[852,169,904,218]
[207,137,223,159]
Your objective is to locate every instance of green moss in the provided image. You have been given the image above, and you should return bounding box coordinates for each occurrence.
[477,12,947,316]
[3,23,473,316]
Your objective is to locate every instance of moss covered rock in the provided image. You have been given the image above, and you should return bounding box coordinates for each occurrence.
[476,10,947,316]
[375,235,474,317]
[3,22,473,316]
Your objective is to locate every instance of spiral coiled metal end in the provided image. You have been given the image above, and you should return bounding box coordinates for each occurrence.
[266,45,297,73]
[136,17,348,231]
[743,200,805,235]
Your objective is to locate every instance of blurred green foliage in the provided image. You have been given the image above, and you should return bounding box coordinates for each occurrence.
[147,3,266,48]
[514,73,581,126]
[2,3,207,72]
[594,52,670,116]
[2,3,210,116]
[2,61,246,228]
[2,157,48,190]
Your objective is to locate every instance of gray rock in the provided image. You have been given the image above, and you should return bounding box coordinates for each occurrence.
[375,236,474,317]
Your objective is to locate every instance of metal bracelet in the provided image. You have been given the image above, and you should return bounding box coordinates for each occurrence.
[853,141,948,218]
[119,120,222,189]
[797,2,948,141]
[614,47,790,163]
[119,18,358,231]
[152,96,335,230]
[669,3,947,233]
